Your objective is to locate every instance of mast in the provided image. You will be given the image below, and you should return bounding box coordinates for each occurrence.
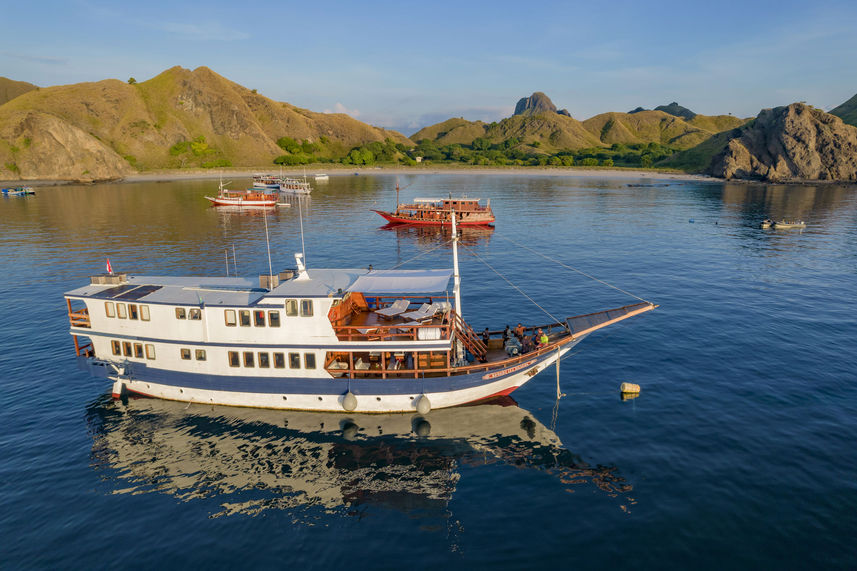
[395,181,400,211]
[452,210,461,319]
[451,210,464,364]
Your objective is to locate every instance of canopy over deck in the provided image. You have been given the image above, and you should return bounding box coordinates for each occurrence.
[346,269,452,294]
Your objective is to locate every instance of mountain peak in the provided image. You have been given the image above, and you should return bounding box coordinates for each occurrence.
[514,92,558,116]
[654,102,696,120]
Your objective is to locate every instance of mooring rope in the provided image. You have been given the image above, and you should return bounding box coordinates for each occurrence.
[496,234,651,304]
[388,238,455,270]
[460,244,564,324]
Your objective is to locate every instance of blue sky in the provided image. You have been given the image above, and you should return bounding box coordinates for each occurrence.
[3,0,856,135]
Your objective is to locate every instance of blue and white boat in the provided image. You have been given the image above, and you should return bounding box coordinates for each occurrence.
[65,217,655,413]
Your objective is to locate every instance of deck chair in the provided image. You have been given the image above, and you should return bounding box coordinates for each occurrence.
[375,299,410,319]
[400,303,438,323]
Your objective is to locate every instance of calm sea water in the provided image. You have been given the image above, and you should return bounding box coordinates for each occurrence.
[1,174,855,569]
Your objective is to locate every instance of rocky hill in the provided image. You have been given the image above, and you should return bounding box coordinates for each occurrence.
[654,102,696,120]
[413,92,745,152]
[0,66,411,181]
[830,93,857,127]
[671,103,857,181]
[0,77,38,106]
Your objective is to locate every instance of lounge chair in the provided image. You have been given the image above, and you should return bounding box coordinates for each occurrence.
[400,303,439,323]
[375,299,410,319]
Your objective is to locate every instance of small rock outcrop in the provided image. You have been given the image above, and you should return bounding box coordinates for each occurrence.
[628,107,647,114]
[514,92,559,116]
[654,102,696,120]
[708,103,857,181]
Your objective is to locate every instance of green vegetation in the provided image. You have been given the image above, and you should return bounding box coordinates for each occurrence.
[5,162,19,173]
[327,138,681,169]
[127,77,137,85]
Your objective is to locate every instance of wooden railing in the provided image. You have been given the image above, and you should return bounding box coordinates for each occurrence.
[449,310,487,361]
[323,335,573,379]
[332,322,451,342]
[66,299,91,328]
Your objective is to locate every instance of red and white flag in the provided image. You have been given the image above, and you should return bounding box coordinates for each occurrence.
[106,258,113,274]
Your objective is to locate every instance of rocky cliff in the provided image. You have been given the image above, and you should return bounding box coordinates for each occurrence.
[708,103,857,181]
[830,93,857,127]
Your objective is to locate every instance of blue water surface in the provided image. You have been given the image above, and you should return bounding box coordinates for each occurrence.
[0,174,855,569]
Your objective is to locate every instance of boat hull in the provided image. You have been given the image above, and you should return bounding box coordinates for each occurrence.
[373,210,495,227]
[99,343,575,413]
[205,196,278,207]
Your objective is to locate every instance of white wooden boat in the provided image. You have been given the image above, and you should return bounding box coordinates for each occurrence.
[66,217,655,413]
[772,219,806,229]
[205,180,278,207]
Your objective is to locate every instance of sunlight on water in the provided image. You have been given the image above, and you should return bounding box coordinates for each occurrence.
[1,174,856,568]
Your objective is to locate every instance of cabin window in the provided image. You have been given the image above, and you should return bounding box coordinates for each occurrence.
[122,341,132,356]
[285,299,298,317]
[140,305,150,321]
[105,302,115,318]
[274,352,285,369]
[300,300,313,317]
[133,343,143,358]
[175,307,186,319]
[145,344,156,359]
[289,352,301,369]
[181,348,191,360]
[268,311,280,327]
[128,304,139,320]
[304,353,316,369]
[258,352,270,368]
[243,351,255,367]
[195,349,206,361]
[111,340,121,355]
[189,308,202,321]
[239,310,251,327]
[117,303,127,319]
[228,351,240,367]
[254,310,266,327]
[224,310,237,327]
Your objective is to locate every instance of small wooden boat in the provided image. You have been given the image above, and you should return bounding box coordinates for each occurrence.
[252,173,312,195]
[760,218,773,229]
[205,180,278,207]
[772,219,806,229]
[314,173,329,181]
[2,186,35,196]
[373,184,495,226]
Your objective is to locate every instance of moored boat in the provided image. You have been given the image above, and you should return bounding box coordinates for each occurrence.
[65,217,655,413]
[252,173,312,195]
[373,184,495,226]
[2,186,35,196]
[772,219,806,229]
[314,173,329,181]
[205,180,278,207]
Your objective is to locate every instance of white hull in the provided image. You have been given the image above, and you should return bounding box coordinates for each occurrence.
[110,346,570,413]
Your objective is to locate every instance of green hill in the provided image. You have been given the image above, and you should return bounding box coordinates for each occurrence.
[830,93,857,127]
[0,66,412,181]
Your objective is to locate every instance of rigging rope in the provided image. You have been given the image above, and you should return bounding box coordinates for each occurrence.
[459,244,564,324]
[388,238,455,270]
[495,234,652,304]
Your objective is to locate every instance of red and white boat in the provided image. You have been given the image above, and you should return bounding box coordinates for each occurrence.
[373,184,495,226]
[205,181,279,207]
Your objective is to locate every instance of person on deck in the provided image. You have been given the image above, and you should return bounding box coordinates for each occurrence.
[522,335,533,353]
[482,327,490,345]
[514,323,525,339]
[503,325,512,341]
[538,329,549,347]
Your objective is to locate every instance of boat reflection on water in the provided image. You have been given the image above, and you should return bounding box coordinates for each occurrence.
[86,396,633,518]
[380,222,494,249]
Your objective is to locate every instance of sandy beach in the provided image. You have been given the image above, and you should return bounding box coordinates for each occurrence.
[2,165,716,187]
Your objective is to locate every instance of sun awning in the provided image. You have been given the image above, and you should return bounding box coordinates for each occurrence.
[346,269,453,294]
